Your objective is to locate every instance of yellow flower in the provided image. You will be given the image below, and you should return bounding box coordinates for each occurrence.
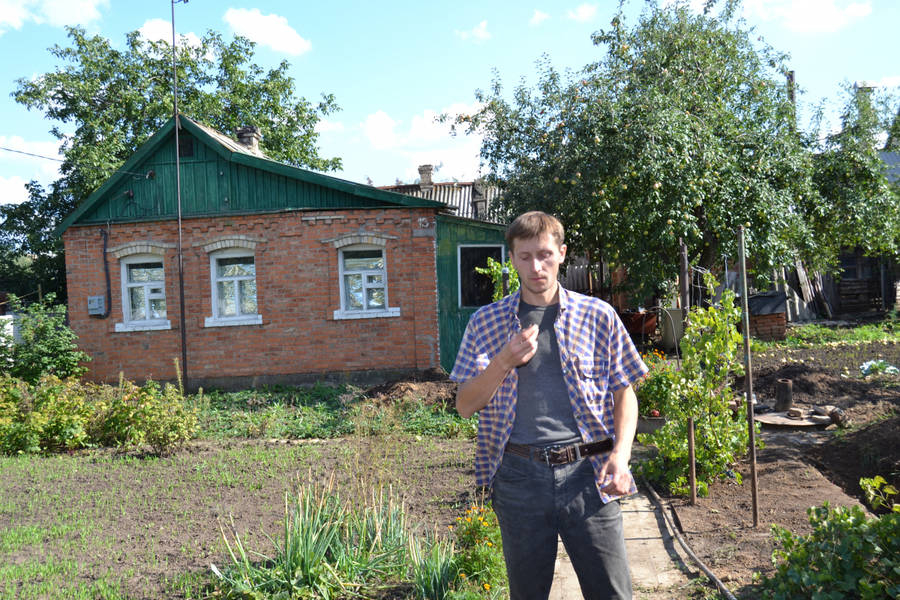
[447,525,453,530]
[460,572,467,579]
[487,541,493,547]
[483,583,491,591]
[466,517,471,522]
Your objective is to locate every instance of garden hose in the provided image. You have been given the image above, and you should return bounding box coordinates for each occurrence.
[640,476,738,600]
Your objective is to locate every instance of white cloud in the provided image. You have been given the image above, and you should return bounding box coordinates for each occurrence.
[402,134,484,184]
[742,0,871,33]
[455,20,491,42]
[359,103,486,183]
[363,111,400,150]
[138,18,202,50]
[34,0,108,28]
[0,0,108,35]
[0,0,31,35]
[223,8,311,55]
[530,9,550,26]
[0,135,62,203]
[0,175,31,205]
[566,3,598,23]
[875,75,900,89]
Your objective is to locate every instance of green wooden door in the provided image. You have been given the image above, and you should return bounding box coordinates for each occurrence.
[435,215,507,373]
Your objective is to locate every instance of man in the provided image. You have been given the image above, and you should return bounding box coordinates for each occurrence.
[450,211,647,599]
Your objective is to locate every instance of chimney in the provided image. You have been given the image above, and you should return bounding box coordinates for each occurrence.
[236,126,262,152]
[418,164,434,192]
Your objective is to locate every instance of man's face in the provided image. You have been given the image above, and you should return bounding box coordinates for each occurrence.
[510,233,566,304]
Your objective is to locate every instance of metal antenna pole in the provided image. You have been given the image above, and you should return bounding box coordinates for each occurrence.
[738,226,759,527]
[172,0,189,388]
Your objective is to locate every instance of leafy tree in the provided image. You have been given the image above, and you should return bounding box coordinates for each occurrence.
[811,84,900,260]
[0,294,90,384]
[456,0,820,299]
[1,26,341,301]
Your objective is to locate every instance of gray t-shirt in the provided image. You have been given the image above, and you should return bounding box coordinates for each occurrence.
[508,300,582,446]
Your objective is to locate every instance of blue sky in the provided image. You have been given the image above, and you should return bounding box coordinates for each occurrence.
[0,0,897,205]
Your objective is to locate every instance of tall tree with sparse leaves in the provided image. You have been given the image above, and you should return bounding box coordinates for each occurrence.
[1,26,341,302]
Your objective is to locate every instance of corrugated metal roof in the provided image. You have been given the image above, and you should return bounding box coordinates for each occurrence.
[379,181,502,221]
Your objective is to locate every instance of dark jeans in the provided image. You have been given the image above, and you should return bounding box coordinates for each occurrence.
[491,451,633,600]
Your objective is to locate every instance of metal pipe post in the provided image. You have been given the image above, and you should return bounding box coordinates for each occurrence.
[738,226,759,527]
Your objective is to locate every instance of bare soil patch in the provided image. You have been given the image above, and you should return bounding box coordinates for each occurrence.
[670,340,899,597]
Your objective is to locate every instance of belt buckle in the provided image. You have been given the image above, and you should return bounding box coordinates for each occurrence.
[538,446,553,465]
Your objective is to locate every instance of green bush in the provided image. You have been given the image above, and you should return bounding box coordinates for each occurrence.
[0,294,90,384]
[0,373,198,456]
[758,501,899,599]
[636,277,757,496]
[138,379,198,455]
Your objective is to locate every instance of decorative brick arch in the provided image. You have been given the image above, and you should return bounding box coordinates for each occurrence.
[321,231,398,249]
[107,241,175,259]
[197,235,266,253]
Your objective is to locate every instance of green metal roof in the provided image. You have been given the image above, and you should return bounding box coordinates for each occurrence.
[56,115,449,236]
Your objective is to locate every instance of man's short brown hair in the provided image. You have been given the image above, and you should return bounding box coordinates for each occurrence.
[505,211,565,251]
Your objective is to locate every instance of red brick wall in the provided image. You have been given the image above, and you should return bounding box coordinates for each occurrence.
[63,209,440,387]
[748,312,786,341]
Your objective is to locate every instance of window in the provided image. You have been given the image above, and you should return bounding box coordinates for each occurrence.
[205,249,262,327]
[459,245,503,307]
[178,135,194,158]
[335,246,400,320]
[115,254,170,332]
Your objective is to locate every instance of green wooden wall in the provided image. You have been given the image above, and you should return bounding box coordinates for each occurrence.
[436,215,507,373]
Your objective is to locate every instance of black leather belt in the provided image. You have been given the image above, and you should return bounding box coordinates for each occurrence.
[505,439,613,466]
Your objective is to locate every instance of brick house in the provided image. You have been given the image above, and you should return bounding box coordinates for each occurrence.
[57,116,505,389]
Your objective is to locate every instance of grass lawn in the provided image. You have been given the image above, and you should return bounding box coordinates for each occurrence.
[0,384,481,599]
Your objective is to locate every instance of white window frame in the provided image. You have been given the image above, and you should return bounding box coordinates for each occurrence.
[115,253,171,332]
[204,248,263,327]
[458,244,505,308]
[334,244,400,320]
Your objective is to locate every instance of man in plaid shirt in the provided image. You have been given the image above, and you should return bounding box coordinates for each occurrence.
[451,211,647,599]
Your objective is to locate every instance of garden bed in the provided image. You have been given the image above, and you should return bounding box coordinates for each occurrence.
[1,338,897,598]
[670,339,899,597]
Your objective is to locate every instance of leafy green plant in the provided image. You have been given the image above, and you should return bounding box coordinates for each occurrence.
[402,402,478,439]
[449,501,506,597]
[860,475,899,514]
[0,294,90,384]
[474,257,519,302]
[634,349,676,418]
[758,498,900,599]
[636,276,757,496]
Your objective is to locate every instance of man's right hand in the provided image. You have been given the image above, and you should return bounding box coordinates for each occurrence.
[456,323,539,418]
[500,323,539,370]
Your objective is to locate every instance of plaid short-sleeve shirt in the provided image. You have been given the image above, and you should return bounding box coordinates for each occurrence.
[450,286,648,502]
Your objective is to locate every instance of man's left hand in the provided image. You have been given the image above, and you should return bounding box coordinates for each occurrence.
[598,451,632,496]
